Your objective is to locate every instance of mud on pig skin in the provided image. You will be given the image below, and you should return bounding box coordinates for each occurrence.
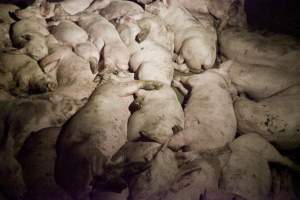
[234,85,300,150]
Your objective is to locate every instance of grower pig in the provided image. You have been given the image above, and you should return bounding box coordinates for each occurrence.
[18,127,72,200]
[146,0,217,72]
[99,0,144,21]
[161,153,221,200]
[177,0,247,29]
[10,17,49,60]
[234,85,300,149]
[0,23,12,50]
[55,72,162,199]
[0,4,19,24]
[127,15,176,84]
[169,69,236,152]
[39,45,97,99]
[49,20,89,47]
[85,0,112,13]
[54,13,130,71]
[220,133,300,200]
[74,41,100,73]
[117,16,142,55]
[0,4,19,49]
[220,60,300,100]
[220,27,300,73]
[131,40,175,84]
[0,94,85,154]
[35,0,94,16]
[136,14,174,52]
[128,85,184,143]
[0,52,57,96]
[104,141,178,200]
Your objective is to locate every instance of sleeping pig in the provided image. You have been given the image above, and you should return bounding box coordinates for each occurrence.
[0,52,57,96]
[219,60,300,100]
[169,69,237,152]
[55,71,162,199]
[219,27,300,73]
[146,0,217,72]
[234,85,300,150]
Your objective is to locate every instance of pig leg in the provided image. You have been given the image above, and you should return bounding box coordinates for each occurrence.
[173,62,190,73]
[172,77,189,96]
[39,49,64,73]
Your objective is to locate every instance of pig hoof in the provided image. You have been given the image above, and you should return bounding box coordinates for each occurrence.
[47,82,58,91]
[135,28,150,43]
[143,81,163,90]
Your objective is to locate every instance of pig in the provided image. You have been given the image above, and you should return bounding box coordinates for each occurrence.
[0,94,85,154]
[104,141,178,200]
[116,15,142,55]
[177,0,247,30]
[169,69,237,152]
[10,16,49,60]
[0,52,57,96]
[0,95,84,199]
[18,127,72,200]
[33,0,94,16]
[219,27,300,73]
[145,0,217,72]
[85,0,112,13]
[49,20,89,47]
[234,85,300,150]
[219,60,300,100]
[55,72,162,199]
[220,133,300,200]
[99,0,144,21]
[0,4,19,49]
[127,15,177,84]
[0,4,19,24]
[39,45,97,100]
[128,85,184,143]
[74,41,100,73]
[161,153,221,200]
[0,23,12,50]
[53,13,130,72]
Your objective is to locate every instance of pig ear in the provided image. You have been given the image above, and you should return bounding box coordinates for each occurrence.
[40,60,59,74]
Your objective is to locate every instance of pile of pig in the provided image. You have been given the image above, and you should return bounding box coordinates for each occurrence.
[0,0,299,199]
